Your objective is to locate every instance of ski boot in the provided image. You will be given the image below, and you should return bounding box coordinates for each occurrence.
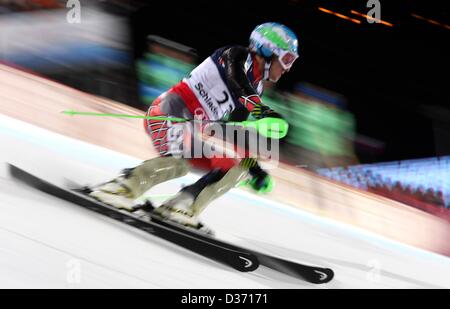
[88,156,189,211]
[152,165,249,236]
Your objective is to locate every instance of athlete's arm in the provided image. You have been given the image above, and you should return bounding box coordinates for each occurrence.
[221,46,280,120]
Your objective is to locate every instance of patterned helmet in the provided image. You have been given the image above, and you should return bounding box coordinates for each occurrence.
[249,22,299,70]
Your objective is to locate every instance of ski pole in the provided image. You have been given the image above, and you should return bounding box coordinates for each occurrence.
[62,110,288,139]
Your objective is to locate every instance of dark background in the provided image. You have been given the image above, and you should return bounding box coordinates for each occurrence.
[123,0,449,163]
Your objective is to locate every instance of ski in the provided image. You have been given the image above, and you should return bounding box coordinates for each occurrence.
[148,206,334,284]
[9,164,334,284]
[8,164,258,273]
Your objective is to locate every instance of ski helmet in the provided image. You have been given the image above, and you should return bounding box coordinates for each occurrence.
[249,22,299,71]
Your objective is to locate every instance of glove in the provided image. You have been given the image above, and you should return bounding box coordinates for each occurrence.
[254,108,289,139]
[248,101,283,120]
[248,169,273,193]
[240,158,274,193]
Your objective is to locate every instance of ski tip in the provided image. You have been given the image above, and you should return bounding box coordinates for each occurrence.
[237,254,259,272]
[311,268,334,284]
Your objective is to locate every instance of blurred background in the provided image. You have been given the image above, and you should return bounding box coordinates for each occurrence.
[0,0,449,216]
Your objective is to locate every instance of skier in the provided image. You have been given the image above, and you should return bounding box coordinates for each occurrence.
[88,22,299,230]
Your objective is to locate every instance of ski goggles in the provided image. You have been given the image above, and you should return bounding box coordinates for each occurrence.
[277,50,298,70]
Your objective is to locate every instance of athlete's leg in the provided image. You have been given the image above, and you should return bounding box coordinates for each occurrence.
[88,93,192,210]
[153,164,249,228]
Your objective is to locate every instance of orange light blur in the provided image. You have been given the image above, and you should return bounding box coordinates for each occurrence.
[411,13,450,30]
[318,7,361,24]
[350,10,394,27]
